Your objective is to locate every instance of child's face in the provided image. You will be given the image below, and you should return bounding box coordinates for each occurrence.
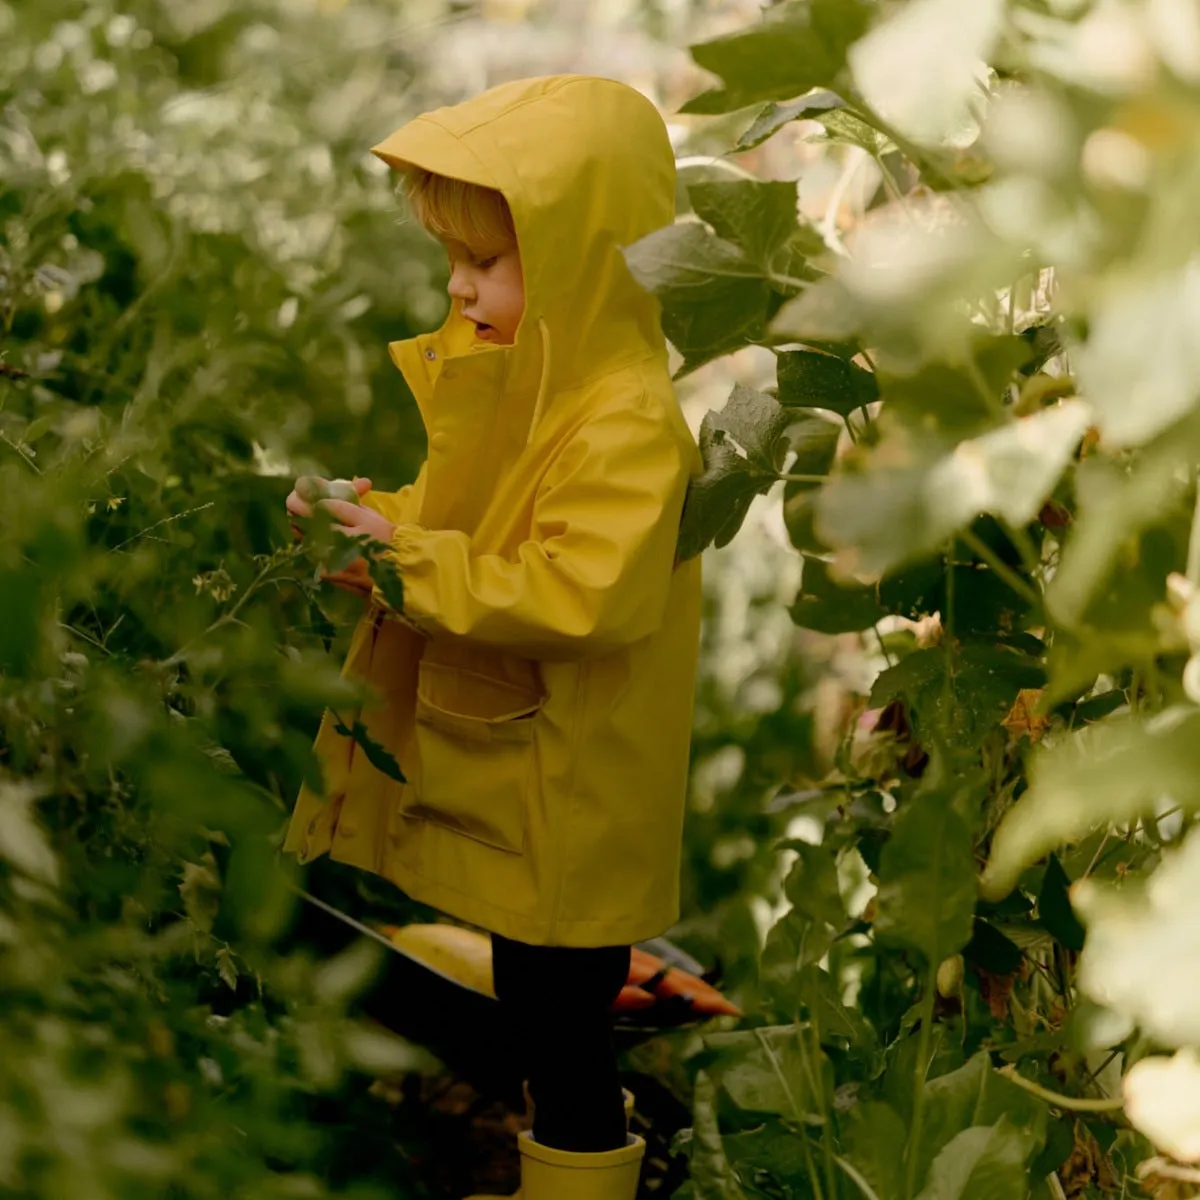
[443,238,525,345]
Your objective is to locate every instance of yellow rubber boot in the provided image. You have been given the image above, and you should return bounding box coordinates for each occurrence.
[517,1132,645,1200]
[462,1091,638,1199]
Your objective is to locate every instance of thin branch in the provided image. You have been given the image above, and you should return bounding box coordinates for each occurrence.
[107,502,215,553]
[997,1066,1125,1112]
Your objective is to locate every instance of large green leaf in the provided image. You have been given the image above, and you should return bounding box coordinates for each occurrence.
[623,222,773,373]
[981,708,1200,900]
[873,787,978,963]
[736,89,846,151]
[848,0,1005,148]
[703,1025,820,1119]
[776,348,878,416]
[817,401,1091,576]
[1045,436,1193,629]
[839,1102,908,1200]
[1073,826,1200,1047]
[869,642,1044,747]
[682,0,873,115]
[1078,265,1200,448]
[676,385,792,561]
[791,556,885,633]
[688,180,805,271]
[915,1118,1037,1200]
[910,1053,1048,1190]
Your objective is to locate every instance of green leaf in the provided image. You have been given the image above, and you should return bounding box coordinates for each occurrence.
[912,1053,1048,1193]
[840,1102,908,1200]
[915,1118,1037,1200]
[688,180,801,270]
[623,222,773,373]
[873,788,977,963]
[1046,437,1192,629]
[1073,827,1200,1047]
[848,0,1006,149]
[881,341,1032,439]
[981,709,1200,901]
[1038,854,1086,952]
[688,1071,749,1200]
[869,642,1044,747]
[963,918,1023,975]
[703,1025,819,1119]
[683,0,872,114]
[791,556,885,633]
[331,716,407,784]
[809,107,894,154]
[818,401,1091,576]
[215,946,239,991]
[1078,264,1200,448]
[777,349,878,416]
[677,386,792,561]
[367,555,405,616]
[179,857,222,935]
[736,89,846,151]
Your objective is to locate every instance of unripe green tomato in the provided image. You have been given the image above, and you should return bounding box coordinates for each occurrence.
[295,475,327,505]
[324,479,361,505]
[936,954,964,998]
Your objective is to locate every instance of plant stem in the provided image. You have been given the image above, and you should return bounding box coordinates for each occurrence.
[997,1066,1125,1112]
[779,472,833,485]
[758,1028,824,1200]
[959,529,1041,608]
[836,1156,884,1200]
[903,955,940,1200]
[806,992,839,1200]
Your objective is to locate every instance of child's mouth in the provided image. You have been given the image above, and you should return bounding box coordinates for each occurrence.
[475,322,494,337]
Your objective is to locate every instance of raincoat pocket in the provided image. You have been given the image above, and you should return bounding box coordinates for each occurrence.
[407,661,543,853]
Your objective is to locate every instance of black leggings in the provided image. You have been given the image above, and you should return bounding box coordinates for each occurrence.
[491,934,631,1153]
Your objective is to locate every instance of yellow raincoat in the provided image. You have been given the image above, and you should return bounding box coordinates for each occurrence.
[283,75,703,947]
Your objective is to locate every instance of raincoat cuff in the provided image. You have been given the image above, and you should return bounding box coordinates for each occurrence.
[369,524,428,633]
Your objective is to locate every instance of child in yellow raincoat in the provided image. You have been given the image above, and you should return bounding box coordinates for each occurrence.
[284,74,702,1199]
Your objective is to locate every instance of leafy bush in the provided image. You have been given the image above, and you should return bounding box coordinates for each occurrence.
[0,1,446,1194]
[629,0,1200,1195]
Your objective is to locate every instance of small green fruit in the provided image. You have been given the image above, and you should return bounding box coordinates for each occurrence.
[295,475,327,505]
[324,479,361,505]
[936,955,964,998]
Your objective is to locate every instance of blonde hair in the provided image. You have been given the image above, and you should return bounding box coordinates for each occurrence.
[399,168,516,250]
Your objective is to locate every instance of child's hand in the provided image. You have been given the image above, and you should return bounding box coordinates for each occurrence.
[314,496,397,550]
[320,557,374,595]
[286,475,373,541]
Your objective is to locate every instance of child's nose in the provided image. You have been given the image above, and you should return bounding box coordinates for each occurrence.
[447,267,475,301]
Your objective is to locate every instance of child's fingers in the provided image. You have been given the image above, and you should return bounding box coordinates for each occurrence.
[352,476,373,495]
[286,491,313,519]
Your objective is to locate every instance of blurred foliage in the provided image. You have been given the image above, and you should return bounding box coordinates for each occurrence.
[633,0,1200,1196]
[0,0,457,1195]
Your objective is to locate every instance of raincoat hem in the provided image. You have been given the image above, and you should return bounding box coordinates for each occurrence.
[380,857,678,948]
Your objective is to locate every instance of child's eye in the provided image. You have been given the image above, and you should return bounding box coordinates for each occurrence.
[475,256,498,269]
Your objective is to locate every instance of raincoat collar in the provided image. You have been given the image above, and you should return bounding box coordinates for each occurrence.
[373,75,676,445]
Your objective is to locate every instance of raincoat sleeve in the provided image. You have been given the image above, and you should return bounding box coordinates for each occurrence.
[370,398,689,660]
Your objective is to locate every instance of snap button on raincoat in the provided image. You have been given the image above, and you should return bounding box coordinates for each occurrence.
[282,75,703,948]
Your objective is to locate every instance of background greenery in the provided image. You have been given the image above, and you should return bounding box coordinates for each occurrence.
[6,0,1200,1197]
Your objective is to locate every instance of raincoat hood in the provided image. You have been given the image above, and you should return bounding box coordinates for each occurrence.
[371,75,676,441]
